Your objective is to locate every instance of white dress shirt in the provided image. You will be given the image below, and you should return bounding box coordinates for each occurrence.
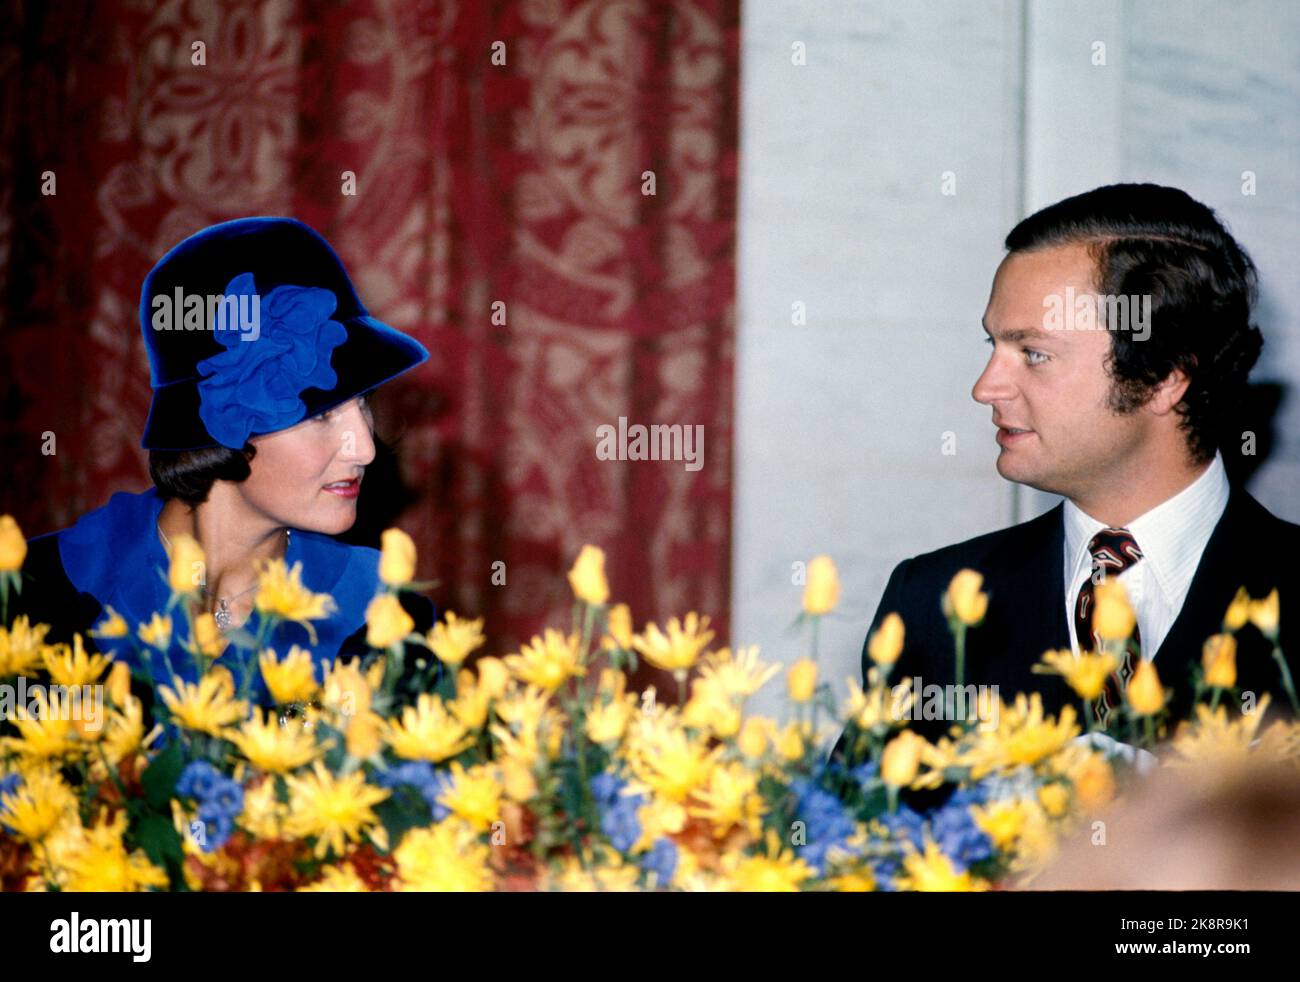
[1063,451,1230,662]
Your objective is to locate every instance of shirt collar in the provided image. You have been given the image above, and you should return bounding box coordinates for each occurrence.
[1063,452,1230,600]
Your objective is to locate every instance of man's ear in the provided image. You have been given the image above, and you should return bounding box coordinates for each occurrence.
[1146,365,1192,416]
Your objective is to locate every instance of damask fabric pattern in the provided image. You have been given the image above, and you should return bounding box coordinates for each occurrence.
[0,0,739,681]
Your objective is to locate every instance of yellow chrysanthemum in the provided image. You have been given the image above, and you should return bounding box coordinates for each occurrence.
[393,819,494,891]
[0,767,77,842]
[625,727,721,804]
[239,778,289,840]
[41,633,110,688]
[259,645,320,705]
[91,605,129,640]
[843,670,913,732]
[227,709,323,773]
[320,657,381,720]
[254,558,336,644]
[59,809,170,892]
[435,762,502,832]
[723,831,814,892]
[961,693,1079,777]
[631,613,715,675]
[450,671,491,730]
[382,692,476,762]
[158,673,249,737]
[1033,648,1119,702]
[0,616,49,676]
[0,692,82,760]
[697,646,781,700]
[688,761,764,838]
[586,670,636,744]
[682,676,742,739]
[1168,695,1276,768]
[504,629,585,692]
[298,863,370,892]
[284,761,390,858]
[425,611,487,667]
[896,838,989,892]
[137,612,173,649]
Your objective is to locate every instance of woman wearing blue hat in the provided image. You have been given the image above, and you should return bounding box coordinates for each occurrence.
[18,217,436,697]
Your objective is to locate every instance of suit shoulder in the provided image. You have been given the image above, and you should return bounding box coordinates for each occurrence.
[901,504,1061,578]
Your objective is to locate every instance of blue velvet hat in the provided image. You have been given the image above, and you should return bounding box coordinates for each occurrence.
[139,217,429,450]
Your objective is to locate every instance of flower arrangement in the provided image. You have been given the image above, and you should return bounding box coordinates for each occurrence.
[0,515,1296,892]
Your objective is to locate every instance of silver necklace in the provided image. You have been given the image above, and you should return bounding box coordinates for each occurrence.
[156,523,290,630]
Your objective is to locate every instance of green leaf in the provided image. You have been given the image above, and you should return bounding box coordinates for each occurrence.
[141,739,185,811]
[134,812,186,890]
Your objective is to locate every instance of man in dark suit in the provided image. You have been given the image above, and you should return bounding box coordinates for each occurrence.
[834,184,1300,755]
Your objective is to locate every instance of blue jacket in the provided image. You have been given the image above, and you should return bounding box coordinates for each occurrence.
[17,486,436,699]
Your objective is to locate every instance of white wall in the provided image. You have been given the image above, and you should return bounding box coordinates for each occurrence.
[734,0,1300,725]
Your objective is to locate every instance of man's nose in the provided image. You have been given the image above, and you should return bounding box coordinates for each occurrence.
[971,354,1016,406]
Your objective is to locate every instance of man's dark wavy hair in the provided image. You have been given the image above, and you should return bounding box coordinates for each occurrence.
[1005,183,1262,464]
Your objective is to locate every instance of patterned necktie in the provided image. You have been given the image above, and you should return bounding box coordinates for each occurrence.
[1074,527,1143,723]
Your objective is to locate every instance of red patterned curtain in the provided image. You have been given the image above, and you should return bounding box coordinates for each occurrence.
[0,0,738,679]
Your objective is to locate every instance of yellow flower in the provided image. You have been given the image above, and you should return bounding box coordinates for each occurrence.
[1168,695,1274,768]
[158,674,249,737]
[868,613,905,666]
[366,592,414,649]
[634,797,687,853]
[42,633,110,688]
[106,661,131,707]
[626,727,721,804]
[688,761,764,838]
[897,839,989,892]
[787,658,817,703]
[437,762,503,832]
[843,670,913,732]
[0,616,49,676]
[239,778,288,840]
[961,694,1079,777]
[227,709,322,773]
[683,677,742,739]
[504,629,585,692]
[881,730,927,787]
[695,646,781,701]
[382,693,476,762]
[378,528,417,586]
[567,544,610,606]
[829,870,877,892]
[1037,783,1070,818]
[1092,578,1136,641]
[90,605,128,640]
[345,711,383,759]
[499,755,537,801]
[137,612,173,649]
[942,569,988,626]
[191,613,228,660]
[802,555,840,616]
[255,558,336,644]
[426,611,486,667]
[775,721,808,761]
[299,863,370,893]
[0,514,27,571]
[0,692,81,760]
[586,670,636,743]
[1068,749,1116,811]
[1125,659,1165,716]
[99,696,153,768]
[1249,588,1279,640]
[723,830,813,892]
[60,810,170,892]
[971,799,1031,850]
[1202,633,1237,689]
[284,761,390,859]
[475,656,510,699]
[259,646,320,704]
[736,716,774,758]
[1223,586,1251,631]
[166,532,206,595]
[321,658,377,720]
[602,603,633,651]
[394,819,494,891]
[0,768,77,842]
[1033,648,1118,702]
[631,613,715,675]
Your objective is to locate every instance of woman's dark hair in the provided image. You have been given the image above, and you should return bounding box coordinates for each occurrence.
[149,444,257,504]
[1005,183,1262,464]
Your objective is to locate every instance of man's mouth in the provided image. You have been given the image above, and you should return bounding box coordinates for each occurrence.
[995,425,1034,446]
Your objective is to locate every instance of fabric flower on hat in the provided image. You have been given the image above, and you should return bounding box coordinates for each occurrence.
[196,272,349,448]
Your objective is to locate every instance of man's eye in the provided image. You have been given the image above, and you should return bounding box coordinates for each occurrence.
[983,336,994,346]
[1025,348,1048,365]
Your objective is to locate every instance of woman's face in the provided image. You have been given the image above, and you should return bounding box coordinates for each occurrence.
[239,394,377,535]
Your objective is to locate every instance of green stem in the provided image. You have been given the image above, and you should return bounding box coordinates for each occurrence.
[1270,644,1300,715]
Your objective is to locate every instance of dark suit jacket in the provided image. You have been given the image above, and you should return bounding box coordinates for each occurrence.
[832,486,1300,754]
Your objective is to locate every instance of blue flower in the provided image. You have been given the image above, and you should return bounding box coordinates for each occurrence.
[191,809,235,853]
[790,777,859,875]
[196,273,349,448]
[589,772,625,809]
[878,804,926,852]
[602,794,645,853]
[176,761,222,801]
[375,762,452,819]
[640,837,678,887]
